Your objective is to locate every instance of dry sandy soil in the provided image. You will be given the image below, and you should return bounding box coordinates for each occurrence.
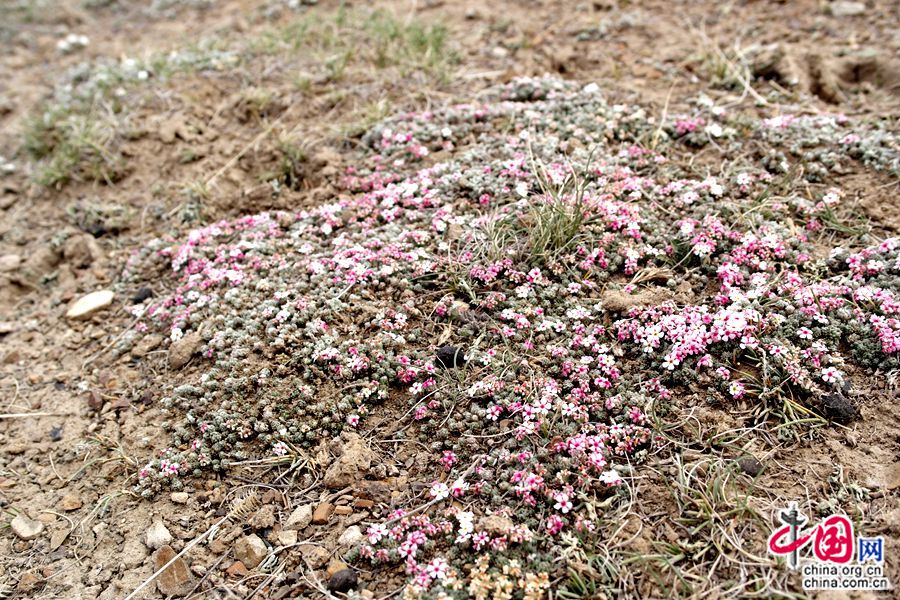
[0,0,898,598]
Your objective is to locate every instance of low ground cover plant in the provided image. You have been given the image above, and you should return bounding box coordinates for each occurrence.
[120,77,898,595]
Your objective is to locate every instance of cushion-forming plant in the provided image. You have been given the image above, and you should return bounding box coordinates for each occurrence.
[121,78,899,595]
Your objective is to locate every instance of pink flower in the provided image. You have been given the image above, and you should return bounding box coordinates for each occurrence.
[821,367,843,384]
[440,451,457,471]
[425,558,449,581]
[545,515,565,535]
[367,524,387,544]
[397,541,418,559]
[449,479,469,498]
[472,531,489,550]
[553,493,573,514]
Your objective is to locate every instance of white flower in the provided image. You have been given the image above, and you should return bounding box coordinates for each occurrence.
[822,191,841,206]
[366,524,387,544]
[599,469,622,485]
[515,181,529,198]
[430,481,450,500]
[704,177,724,196]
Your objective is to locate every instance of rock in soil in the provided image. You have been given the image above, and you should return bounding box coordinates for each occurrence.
[234,534,268,569]
[59,493,82,511]
[323,434,372,489]
[284,504,313,530]
[821,393,859,423]
[144,520,173,550]
[66,290,114,320]
[131,334,163,358]
[298,544,330,568]
[435,345,466,368]
[169,331,203,369]
[326,568,358,593]
[601,287,670,313]
[10,514,44,540]
[736,456,764,477]
[337,525,363,547]
[276,529,298,546]
[122,537,148,569]
[311,502,334,524]
[16,571,41,593]
[153,544,194,597]
[829,1,866,17]
[477,514,515,536]
[131,287,154,303]
[50,529,69,550]
[249,504,276,529]
[887,462,900,491]
[62,233,103,268]
[226,561,249,577]
[0,254,21,272]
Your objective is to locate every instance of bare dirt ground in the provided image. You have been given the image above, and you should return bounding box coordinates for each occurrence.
[1,0,898,598]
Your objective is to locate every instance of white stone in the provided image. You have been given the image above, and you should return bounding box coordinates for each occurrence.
[0,254,21,272]
[284,504,313,530]
[830,1,866,17]
[11,514,44,540]
[66,290,114,320]
[122,537,148,569]
[234,534,268,569]
[276,529,298,547]
[143,520,173,550]
[337,525,363,547]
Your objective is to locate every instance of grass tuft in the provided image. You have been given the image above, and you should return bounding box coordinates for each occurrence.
[24,103,128,187]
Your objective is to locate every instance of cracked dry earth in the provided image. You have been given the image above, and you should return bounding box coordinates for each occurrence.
[1,1,899,599]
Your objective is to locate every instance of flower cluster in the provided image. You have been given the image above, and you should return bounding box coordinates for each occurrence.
[119,77,899,593]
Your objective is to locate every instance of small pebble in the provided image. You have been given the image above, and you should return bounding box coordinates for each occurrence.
[66,290,114,320]
[736,456,763,477]
[435,346,466,369]
[326,568,358,593]
[59,493,82,511]
[11,514,44,540]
